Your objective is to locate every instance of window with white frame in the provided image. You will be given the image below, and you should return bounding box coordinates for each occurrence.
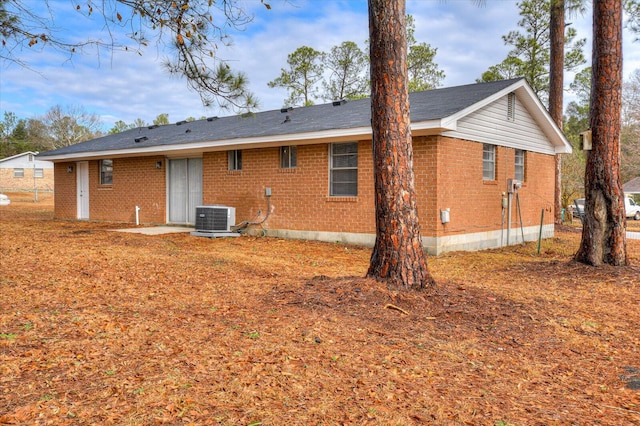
[34,168,44,178]
[330,142,358,196]
[280,146,297,169]
[228,150,242,171]
[13,168,24,178]
[482,144,496,180]
[100,159,113,185]
[515,149,525,182]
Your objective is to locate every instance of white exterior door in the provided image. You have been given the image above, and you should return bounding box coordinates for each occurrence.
[168,158,202,224]
[76,161,89,220]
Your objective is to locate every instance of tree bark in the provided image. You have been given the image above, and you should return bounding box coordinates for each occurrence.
[367,0,434,290]
[549,0,565,225]
[575,0,627,266]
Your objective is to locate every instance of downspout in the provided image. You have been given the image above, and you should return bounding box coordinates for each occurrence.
[516,192,525,245]
[501,193,507,247]
[135,206,141,225]
[507,192,513,246]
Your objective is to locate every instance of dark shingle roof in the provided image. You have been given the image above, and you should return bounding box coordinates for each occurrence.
[38,78,523,159]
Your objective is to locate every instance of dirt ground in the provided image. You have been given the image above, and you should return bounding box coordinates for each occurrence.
[1,192,639,425]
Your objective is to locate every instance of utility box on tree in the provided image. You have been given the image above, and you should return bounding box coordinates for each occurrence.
[579,130,592,151]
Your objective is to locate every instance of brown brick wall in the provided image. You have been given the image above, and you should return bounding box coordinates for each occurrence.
[51,137,556,237]
[204,137,555,237]
[54,163,76,219]
[0,168,54,192]
[412,136,437,234]
[429,136,555,237]
[203,142,376,234]
[54,157,166,223]
[91,157,166,223]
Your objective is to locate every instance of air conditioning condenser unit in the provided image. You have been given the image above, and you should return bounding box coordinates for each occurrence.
[191,205,240,238]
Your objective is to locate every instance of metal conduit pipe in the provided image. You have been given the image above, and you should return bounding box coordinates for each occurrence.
[233,190,272,232]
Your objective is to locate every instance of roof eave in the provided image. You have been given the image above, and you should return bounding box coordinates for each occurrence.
[411,119,457,136]
[39,126,375,162]
[40,119,460,162]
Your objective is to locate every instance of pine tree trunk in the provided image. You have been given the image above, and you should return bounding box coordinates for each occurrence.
[549,0,565,225]
[575,0,627,266]
[366,0,434,290]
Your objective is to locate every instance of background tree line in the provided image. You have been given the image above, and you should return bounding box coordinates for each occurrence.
[561,67,640,205]
[267,15,444,107]
[0,106,102,158]
[0,108,187,158]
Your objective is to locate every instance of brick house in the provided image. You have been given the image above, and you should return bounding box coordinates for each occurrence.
[38,79,571,254]
[0,151,54,193]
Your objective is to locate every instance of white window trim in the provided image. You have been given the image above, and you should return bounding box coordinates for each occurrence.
[13,168,24,178]
[515,149,525,182]
[483,144,496,181]
[329,142,358,197]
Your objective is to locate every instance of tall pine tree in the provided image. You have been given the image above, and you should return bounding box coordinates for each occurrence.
[367,0,434,289]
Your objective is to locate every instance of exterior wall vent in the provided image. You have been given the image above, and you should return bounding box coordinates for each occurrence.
[194,205,236,232]
[507,92,516,121]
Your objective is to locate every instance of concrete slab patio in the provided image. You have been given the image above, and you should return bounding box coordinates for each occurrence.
[114,226,194,235]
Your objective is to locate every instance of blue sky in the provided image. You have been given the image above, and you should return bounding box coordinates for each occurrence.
[1,0,639,132]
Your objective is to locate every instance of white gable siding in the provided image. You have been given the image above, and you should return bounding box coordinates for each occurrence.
[443,95,556,155]
[0,153,54,169]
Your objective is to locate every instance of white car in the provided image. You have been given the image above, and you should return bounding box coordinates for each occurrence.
[625,196,640,220]
[573,198,585,218]
[573,196,640,221]
[0,194,10,206]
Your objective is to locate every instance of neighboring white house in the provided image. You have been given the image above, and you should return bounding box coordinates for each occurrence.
[0,151,54,192]
[623,177,640,196]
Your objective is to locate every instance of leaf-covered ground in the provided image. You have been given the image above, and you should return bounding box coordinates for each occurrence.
[1,192,639,425]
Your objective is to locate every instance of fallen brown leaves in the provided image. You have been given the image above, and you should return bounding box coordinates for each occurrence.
[1,193,639,425]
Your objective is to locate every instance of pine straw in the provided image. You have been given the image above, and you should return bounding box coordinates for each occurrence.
[1,193,639,425]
